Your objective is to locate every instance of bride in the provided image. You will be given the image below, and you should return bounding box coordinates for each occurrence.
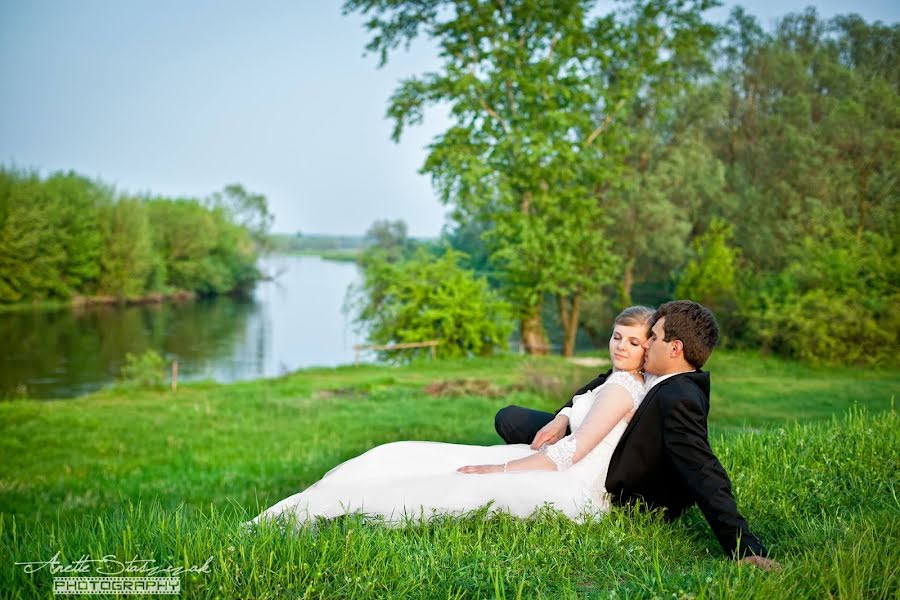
[246,306,653,528]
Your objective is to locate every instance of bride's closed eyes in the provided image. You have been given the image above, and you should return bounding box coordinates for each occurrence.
[612,333,642,346]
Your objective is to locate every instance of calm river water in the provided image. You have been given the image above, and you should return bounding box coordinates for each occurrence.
[0,255,368,399]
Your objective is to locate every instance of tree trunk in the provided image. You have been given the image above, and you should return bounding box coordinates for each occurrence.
[581,322,605,349]
[520,305,549,355]
[557,293,581,357]
[621,258,635,307]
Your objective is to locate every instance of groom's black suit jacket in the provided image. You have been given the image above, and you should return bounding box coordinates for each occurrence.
[559,369,767,559]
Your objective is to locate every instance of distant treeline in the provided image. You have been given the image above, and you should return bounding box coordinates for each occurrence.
[269,233,366,253]
[268,231,439,262]
[0,168,272,304]
[268,233,365,262]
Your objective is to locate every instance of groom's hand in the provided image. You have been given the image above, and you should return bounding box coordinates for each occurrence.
[530,415,569,450]
[740,555,782,572]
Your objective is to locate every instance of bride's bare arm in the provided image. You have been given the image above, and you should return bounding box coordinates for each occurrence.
[458,381,634,474]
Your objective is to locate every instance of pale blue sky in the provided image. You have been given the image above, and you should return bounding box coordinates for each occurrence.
[1,1,897,236]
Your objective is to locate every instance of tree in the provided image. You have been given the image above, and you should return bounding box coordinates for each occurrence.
[0,168,66,301]
[207,183,274,251]
[345,0,718,356]
[362,219,415,263]
[43,171,108,295]
[147,197,259,295]
[441,217,495,284]
[97,198,155,298]
[146,198,218,293]
[599,133,723,306]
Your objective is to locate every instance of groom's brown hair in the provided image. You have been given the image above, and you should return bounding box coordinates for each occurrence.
[650,301,719,368]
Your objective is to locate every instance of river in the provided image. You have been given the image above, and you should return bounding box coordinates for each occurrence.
[0,255,367,399]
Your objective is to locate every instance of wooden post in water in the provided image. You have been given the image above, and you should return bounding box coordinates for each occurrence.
[171,361,178,393]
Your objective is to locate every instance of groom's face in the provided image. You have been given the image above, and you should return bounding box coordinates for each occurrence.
[642,317,671,376]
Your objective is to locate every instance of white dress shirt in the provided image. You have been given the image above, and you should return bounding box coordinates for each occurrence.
[643,370,694,393]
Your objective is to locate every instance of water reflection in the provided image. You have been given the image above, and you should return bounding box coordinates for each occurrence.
[0,255,366,399]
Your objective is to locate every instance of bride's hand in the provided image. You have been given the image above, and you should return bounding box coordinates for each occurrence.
[457,464,504,474]
[531,415,568,449]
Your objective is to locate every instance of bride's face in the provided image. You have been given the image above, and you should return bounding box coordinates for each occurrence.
[608,324,648,372]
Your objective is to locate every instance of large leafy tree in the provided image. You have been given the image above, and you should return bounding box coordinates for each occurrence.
[345,0,717,356]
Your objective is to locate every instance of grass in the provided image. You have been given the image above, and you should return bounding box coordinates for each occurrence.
[1,351,898,598]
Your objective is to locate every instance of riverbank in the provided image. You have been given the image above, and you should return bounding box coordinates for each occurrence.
[0,290,199,314]
[2,351,898,598]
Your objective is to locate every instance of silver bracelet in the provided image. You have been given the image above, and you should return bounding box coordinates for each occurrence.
[503,462,509,473]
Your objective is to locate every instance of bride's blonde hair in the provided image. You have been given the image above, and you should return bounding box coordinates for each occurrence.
[614,305,655,329]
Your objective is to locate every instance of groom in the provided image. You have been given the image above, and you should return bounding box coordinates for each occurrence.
[495,300,778,570]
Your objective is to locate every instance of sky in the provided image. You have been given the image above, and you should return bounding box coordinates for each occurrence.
[1,1,897,237]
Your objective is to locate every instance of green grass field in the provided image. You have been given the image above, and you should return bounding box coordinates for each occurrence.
[1,351,898,598]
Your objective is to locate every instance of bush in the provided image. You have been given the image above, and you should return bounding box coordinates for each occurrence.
[348,247,514,360]
[119,349,166,389]
[675,218,741,335]
[739,225,899,366]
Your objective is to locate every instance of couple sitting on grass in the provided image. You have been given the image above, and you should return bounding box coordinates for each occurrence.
[248,300,780,570]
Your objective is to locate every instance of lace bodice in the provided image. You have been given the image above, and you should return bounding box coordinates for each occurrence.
[542,370,645,471]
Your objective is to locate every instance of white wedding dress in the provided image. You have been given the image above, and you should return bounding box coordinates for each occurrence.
[247,370,645,528]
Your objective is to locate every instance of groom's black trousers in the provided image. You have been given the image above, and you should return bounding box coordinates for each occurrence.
[494,405,571,445]
[496,370,610,445]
